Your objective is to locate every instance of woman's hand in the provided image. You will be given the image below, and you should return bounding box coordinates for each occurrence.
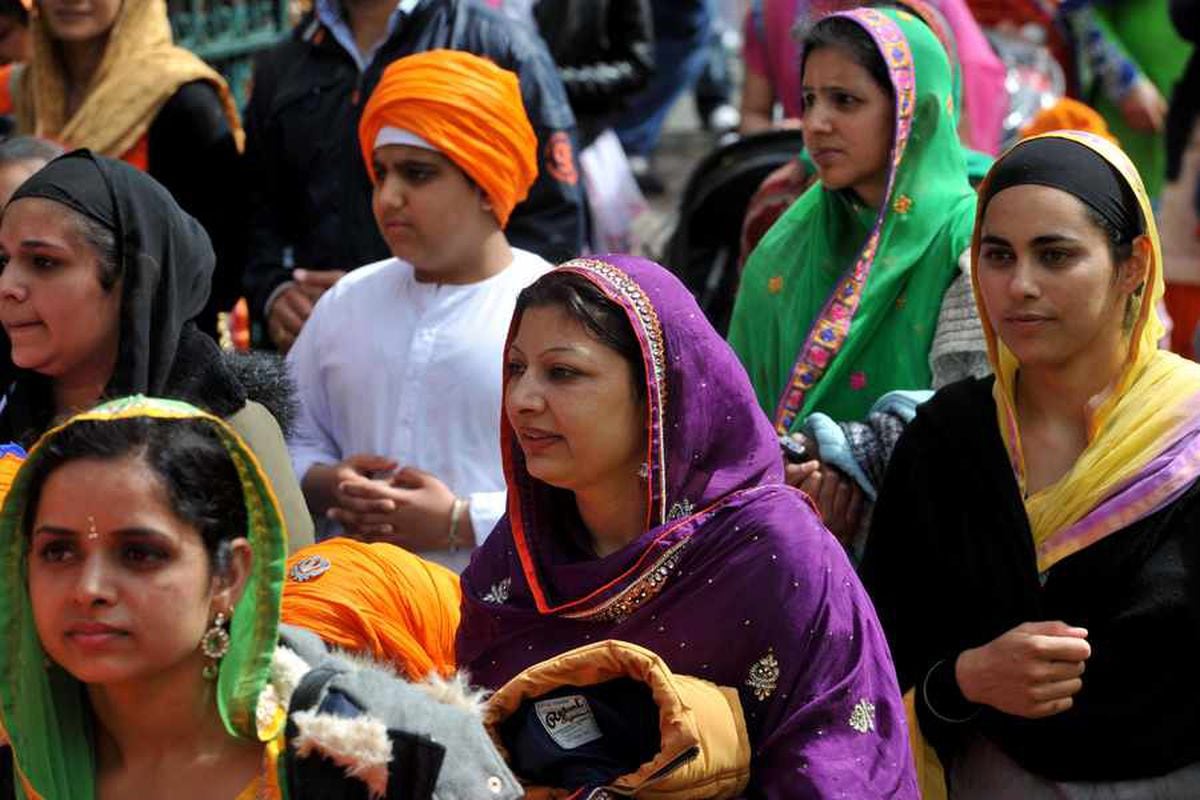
[1119,78,1167,134]
[330,467,472,552]
[786,459,864,546]
[955,621,1090,718]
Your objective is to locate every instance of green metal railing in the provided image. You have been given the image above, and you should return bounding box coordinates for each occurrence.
[168,1,294,107]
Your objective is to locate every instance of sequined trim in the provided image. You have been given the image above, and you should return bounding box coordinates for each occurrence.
[288,555,331,582]
[667,499,695,521]
[561,539,689,623]
[746,649,780,701]
[482,577,512,605]
[561,258,667,405]
[560,258,670,524]
[772,7,916,435]
[849,698,877,733]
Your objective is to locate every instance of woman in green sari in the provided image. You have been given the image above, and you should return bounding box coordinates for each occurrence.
[728,7,986,546]
[0,396,520,799]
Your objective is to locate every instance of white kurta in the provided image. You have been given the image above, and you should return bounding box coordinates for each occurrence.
[287,249,551,571]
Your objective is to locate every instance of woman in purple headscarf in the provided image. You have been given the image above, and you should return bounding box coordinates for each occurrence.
[457,254,917,797]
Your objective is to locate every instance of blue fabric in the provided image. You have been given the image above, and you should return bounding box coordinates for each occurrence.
[613,1,712,157]
[805,390,932,500]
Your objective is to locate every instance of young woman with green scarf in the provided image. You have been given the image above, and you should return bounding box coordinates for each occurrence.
[728,7,987,547]
[0,396,520,799]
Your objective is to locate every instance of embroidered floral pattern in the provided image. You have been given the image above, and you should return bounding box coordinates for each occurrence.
[561,258,670,523]
[746,649,780,701]
[562,539,689,623]
[768,275,784,294]
[482,578,512,605]
[772,8,916,435]
[667,499,695,521]
[850,371,868,391]
[849,698,877,733]
[892,194,913,214]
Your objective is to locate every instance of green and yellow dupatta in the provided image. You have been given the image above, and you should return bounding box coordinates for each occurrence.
[729,7,977,431]
[0,396,287,799]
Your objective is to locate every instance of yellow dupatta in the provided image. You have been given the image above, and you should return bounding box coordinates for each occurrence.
[971,131,1200,574]
[13,0,243,158]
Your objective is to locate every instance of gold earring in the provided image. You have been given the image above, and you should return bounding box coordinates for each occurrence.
[200,612,230,680]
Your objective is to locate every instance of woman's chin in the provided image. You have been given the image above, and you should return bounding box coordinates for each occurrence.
[522,457,575,490]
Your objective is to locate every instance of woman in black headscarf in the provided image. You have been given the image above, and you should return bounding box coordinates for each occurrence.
[0,148,312,549]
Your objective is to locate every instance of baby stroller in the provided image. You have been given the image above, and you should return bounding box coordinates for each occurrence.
[664,129,806,335]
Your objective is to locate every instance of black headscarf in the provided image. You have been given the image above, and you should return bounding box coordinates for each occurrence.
[0,149,244,443]
[980,136,1143,244]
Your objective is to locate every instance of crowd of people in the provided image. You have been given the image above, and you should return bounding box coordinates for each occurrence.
[0,0,1195,798]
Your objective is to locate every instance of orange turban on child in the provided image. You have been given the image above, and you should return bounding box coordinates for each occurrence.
[281,538,462,679]
[358,49,538,228]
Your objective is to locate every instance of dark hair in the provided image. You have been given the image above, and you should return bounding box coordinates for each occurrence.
[1084,204,1145,329]
[801,16,894,99]
[1084,203,1140,267]
[0,137,63,169]
[514,271,646,399]
[71,209,120,290]
[0,0,27,24]
[23,417,248,573]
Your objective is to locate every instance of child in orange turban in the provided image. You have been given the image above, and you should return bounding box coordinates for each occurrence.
[288,50,551,570]
[358,49,538,229]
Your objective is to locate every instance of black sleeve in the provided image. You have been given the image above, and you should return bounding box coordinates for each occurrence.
[1170,0,1200,42]
[147,80,247,338]
[240,47,299,326]
[497,21,588,262]
[858,413,982,741]
[549,0,655,109]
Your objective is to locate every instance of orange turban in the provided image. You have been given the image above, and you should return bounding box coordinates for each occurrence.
[281,538,462,679]
[358,49,538,228]
[1020,98,1120,146]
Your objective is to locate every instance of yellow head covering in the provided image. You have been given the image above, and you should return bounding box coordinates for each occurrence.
[281,538,461,680]
[358,49,538,228]
[13,0,243,157]
[971,131,1200,572]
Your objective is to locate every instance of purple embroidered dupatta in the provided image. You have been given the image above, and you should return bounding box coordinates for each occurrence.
[458,255,917,797]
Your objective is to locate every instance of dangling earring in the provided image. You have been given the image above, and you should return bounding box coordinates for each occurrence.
[200,611,230,680]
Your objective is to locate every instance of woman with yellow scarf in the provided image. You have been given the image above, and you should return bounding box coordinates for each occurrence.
[1,0,245,336]
[861,132,1200,795]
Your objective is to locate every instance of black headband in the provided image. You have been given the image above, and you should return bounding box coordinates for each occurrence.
[981,137,1142,243]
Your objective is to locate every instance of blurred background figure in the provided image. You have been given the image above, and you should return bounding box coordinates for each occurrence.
[530,0,655,148]
[0,0,30,66]
[613,0,714,195]
[0,134,58,206]
[1,0,246,339]
[1162,0,1200,356]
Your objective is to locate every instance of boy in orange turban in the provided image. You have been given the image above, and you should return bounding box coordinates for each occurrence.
[287,50,552,573]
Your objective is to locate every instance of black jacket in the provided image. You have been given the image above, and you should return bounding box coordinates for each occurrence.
[242,0,585,329]
[533,0,654,145]
[861,377,1200,783]
[148,81,246,337]
[1167,0,1199,180]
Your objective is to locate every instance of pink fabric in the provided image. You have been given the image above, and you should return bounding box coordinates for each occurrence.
[742,0,805,120]
[742,0,1007,153]
[936,0,1007,153]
